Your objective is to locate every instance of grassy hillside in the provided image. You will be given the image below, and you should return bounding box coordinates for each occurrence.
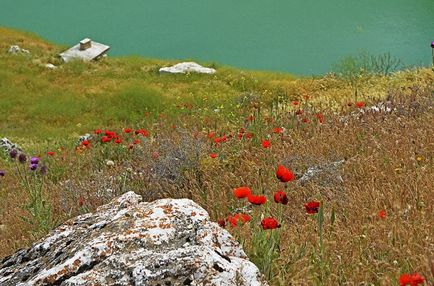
[0,27,433,285]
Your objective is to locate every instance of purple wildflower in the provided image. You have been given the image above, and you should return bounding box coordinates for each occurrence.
[431,41,434,48]
[29,163,38,171]
[18,153,27,164]
[0,170,5,177]
[9,149,18,159]
[30,157,40,165]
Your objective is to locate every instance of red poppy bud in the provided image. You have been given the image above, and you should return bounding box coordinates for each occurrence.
[378,210,386,219]
[210,153,218,159]
[47,151,55,156]
[124,128,132,133]
[94,129,102,134]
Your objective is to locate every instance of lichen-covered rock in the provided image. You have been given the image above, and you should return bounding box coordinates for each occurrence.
[0,192,267,286]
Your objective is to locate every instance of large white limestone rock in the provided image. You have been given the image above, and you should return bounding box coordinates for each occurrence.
[159,62,216,74]
[0,192,266,286]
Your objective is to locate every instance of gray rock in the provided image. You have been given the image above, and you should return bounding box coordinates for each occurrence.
[0,192,266,286]
[159,62,216,74]
[45,63,57,69]
[299,159,345,186]
[0,138,24,155]
[7,45,30,54]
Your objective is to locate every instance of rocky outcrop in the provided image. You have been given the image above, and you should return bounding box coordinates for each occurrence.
[159,62,216,74]
[0,192,266,286]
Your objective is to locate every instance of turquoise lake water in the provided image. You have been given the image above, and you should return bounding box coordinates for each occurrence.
[1,0,433,74]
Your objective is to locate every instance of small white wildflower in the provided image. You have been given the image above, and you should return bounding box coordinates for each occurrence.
[106,160,115,166]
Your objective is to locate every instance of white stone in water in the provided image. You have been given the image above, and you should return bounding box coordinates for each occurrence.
[0,192,267,286]
[159,62,216,74]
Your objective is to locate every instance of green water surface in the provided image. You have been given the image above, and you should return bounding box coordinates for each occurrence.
[1,0,433,74]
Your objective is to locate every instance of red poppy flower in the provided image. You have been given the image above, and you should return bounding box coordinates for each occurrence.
[101,136,111,143]
[273,127,283,134]
[399,273,425,286]
[207,132,215,138]
[135,129,149,137]
[214,137,221,144]
[105,130,117,138]
[124,128,132,133]
[81,140,90,147]
[274,190,288,205]
[276,164,295,182]
[47,151,55,156]
[78,196,85,207]
[233,187,252,199]
[316,113,324,124]
[261,217,280,230]
[262,140,271,148]
[227,213,251,227]
[302,118,309,123]
[378,210,386,219]
[114,138,122,144]
[245,132,254,139]
[152,151,159,160]
[237,133,243,140]
[305,201,320,214]
[220,135,227,142]
[239,128,245,134]
[292,100,299,106]
[355,101,365,108]
[217,219,226,228]
[247,194,267,205]
[210,153,218,159]
[94,129,102,134]
[133,139,141,145]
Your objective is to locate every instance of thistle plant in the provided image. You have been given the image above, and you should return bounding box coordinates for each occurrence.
[10,151,54,235]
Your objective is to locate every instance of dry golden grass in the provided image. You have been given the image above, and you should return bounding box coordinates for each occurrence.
[0,27,433,285]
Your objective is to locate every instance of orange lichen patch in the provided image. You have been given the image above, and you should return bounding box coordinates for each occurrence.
[73,259,81,267]
[160,205,174,215]
[191,212,197,216]
[43,266,70,284]
[158,223,172,229]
